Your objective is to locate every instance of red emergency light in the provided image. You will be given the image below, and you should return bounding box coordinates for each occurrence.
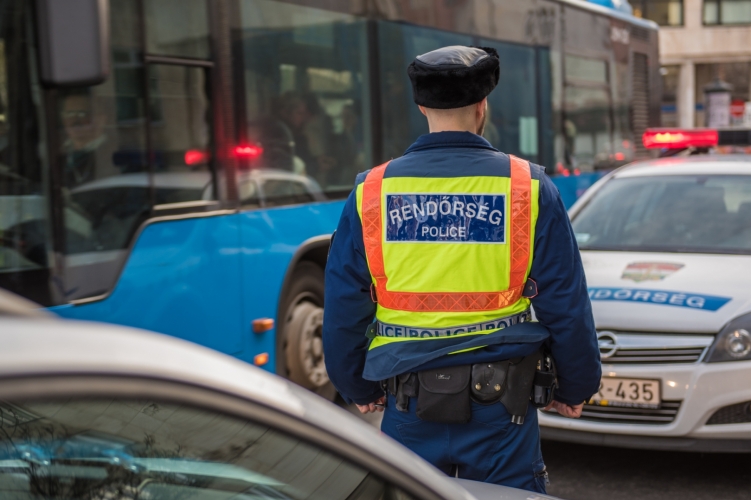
[642,129,718,150]
[234,144,263,159]
[184,149,210,166]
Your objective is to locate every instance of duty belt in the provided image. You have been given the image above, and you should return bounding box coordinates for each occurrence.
[375,309,532,339]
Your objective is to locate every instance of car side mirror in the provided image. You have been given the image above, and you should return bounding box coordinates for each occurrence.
[35,0,110,87]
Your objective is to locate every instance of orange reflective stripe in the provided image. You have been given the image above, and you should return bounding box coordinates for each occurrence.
[362,161,390,294]
[509,155,532,290]
[361,156,532,312]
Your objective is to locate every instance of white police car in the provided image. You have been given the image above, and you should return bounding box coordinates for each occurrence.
[539,129,751,452]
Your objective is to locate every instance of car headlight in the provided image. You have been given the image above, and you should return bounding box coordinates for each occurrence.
[706,312,751,363]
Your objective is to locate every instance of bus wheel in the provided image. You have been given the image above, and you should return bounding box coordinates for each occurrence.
[280,262,336,400]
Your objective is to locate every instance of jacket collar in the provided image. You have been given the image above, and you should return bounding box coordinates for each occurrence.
[404,131,498,155]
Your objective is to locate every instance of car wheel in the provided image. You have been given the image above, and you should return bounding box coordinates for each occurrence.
[279,262,336,400]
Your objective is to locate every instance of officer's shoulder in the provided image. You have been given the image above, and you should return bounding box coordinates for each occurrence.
[527,161,548,181]
[488,152,547,181]
[354,170,370,186]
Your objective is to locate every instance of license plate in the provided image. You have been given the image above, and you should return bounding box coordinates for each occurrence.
[588,377,661,409]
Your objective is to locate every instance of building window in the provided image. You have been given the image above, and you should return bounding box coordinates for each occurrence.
[704,0,751,25]
[633,0,684,26]
[694,62,751,127]
[660,65,680,127]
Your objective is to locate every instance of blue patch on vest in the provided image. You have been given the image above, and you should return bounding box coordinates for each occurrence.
[385,194,506,243]
[588,287,731,311]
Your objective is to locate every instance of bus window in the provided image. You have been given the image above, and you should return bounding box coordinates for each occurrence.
[563,86,612,172]
[237,0,371,196]
[378,23,472,160]
[563,55,613,172]
[148,64,213,203]
[480,40,539,164]
[144,0,211,59]
[58,0,150,301]
[0,0,51,305]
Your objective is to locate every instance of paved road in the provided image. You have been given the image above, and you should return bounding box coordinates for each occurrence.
[342,402,751,499]
[543,439,751,500]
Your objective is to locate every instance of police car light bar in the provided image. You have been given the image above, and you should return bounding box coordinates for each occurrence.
[642,129,718,150]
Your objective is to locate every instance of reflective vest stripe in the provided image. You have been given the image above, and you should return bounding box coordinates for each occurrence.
[361,155,533,313]
[508,155,532,291]
[361,161,390,293]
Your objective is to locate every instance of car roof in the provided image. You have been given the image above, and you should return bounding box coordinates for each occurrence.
[615,154,751,178]
[0,317,477,500]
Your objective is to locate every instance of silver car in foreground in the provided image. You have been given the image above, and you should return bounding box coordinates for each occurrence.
[0,312,556,500]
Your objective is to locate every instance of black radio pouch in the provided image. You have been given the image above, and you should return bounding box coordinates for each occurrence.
[416,365,471,424]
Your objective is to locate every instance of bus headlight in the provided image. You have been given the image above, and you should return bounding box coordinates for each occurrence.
[707,313,751,363]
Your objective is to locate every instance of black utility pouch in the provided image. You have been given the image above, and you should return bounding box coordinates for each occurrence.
[416,365,471,424]
[470,360,511,404]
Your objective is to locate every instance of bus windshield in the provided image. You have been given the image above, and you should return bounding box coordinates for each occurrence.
[572,174,751,255]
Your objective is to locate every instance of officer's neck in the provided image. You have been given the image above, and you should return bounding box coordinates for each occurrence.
[425,116,481,135]
[428,125,479,134]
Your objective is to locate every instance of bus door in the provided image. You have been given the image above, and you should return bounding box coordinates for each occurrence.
[0,0,246,356]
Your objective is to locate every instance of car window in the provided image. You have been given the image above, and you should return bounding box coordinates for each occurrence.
[0,399,418,500]
[572,174,751,254]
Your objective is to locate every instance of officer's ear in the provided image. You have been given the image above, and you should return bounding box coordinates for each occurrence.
[418,105,428,117]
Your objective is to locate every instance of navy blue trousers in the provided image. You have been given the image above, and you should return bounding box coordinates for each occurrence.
[381,394,548,494]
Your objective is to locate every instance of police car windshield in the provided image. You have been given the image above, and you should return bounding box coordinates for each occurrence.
[572,175,751,254]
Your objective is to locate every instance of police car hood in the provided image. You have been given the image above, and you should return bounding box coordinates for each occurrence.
[581,251,751,333]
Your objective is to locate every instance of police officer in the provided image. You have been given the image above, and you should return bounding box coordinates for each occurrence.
[323,46,600,494]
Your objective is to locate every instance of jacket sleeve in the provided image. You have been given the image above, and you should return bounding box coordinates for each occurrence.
[322,188,383,405]
[529,171,602,405]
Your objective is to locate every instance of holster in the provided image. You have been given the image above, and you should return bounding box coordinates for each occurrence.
[388,372,418,412]
[532,349,558,408]
[500,351,543,424]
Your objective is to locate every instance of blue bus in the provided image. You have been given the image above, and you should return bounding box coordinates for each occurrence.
[0,0,658,398]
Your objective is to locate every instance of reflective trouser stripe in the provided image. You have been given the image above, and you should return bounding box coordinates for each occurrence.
[375,310,532,338]
[361,155,532,312]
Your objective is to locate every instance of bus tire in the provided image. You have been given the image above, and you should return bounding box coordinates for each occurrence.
[279,262,337,400]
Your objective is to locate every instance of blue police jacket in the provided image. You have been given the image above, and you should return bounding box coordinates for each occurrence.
[323,131,601,406]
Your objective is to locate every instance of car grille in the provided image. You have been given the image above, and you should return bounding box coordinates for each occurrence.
[706,401,751,425]
[597,332,714,365]
[604,346,706,364]
[545,401,682,425]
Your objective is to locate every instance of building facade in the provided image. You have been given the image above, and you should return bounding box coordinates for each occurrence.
[634,0,751,128]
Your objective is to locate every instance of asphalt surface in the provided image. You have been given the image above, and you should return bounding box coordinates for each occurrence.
[343,402,751,500]
[543,439,751,500]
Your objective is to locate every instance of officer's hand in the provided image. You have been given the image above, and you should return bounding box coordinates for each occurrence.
[544,400,584,418]
[356,396,386,414]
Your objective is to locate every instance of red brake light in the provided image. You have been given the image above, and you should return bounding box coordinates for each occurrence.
[234,144,263,159]
[184,149,210,166]
[642,129,718,149]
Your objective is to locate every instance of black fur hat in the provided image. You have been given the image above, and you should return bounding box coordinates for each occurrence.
[407,46,500,109]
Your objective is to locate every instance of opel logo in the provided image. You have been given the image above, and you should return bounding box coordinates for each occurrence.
[597,331,619,359]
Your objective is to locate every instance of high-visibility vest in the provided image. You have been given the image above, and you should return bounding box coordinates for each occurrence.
[355,155,540,360]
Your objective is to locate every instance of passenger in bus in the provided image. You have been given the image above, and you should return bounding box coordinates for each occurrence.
[332,103,365,187]
[277,92,339,187]
[278,92,313,173]
[60,91,113,188]
[301,93,337,188]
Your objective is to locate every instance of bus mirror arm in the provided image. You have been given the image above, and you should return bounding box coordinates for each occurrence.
[35,0,110,87]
